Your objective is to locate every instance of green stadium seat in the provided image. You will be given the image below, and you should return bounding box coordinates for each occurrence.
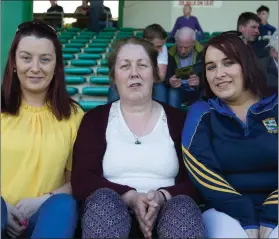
[65,76,86,84]
[92,39,111,44]
[82,86,109,96]
[136,32,143,38]
[65,68,93,75]
[84,47,106,53]
[116,35,131,39]
[55,27,61,31]
[65,28,81,32]
[99,31,115,36]
[63,60,68,66]
[96,67,109,75]
[63,54,75,60]
[90,76,110,84]
[59,35,73,40]
[201,39,208,45]
[96,35,113,40]
[166,43,175,49]
[66,87,78,96]
[79,100,107,111]
[204,32,210,38]
[62,48,81,54]
[60,32,76,36]
[100,59,108,66]
[103,27,117,32]
[119,27,134,32]
[78,53,102,60]
[71,59,97,67]
[64,43,85,48]
[59,39,68,44]
[70,39,89,43]
[79,32,96,36]
[88,43,108,48]
[75,35,93,40]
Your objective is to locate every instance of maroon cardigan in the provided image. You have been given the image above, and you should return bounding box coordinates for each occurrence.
[71,102,201,203]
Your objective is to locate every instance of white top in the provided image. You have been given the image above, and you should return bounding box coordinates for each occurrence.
[103,101,179,193]
[157,45,168,65]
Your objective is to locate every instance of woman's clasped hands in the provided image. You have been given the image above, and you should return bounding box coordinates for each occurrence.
[122,189,169,239]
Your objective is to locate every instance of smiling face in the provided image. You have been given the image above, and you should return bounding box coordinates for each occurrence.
[205,46,246,102]
[114,44,154,102]
[15,36,56,96]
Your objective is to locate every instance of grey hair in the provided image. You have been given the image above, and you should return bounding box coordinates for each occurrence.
[269,29,278,52]
[175,27,196,41]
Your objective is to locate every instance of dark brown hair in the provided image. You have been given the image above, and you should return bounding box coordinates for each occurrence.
[202,32,269,99]
[108,37,160,84]
[1,23,78,120]
[237,12,260,30]
[143,24,168,41]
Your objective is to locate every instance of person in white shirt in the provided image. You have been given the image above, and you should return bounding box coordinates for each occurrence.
[108,24,169,104]
[72,37,204,239]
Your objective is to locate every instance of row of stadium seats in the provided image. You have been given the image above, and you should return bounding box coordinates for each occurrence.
[58,27,223,111]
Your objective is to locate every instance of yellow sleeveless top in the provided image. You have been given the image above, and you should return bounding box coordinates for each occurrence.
[1,101,84,205]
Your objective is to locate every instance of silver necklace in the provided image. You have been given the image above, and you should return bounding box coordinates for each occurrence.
[121,103,154,145]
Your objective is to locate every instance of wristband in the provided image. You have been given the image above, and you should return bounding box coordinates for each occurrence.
[158,190,167,203]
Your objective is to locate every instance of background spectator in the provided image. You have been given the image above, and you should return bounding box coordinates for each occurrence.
[166,27,203,108]
[237,12,268,57]
[170,4,204,42]
[74,0,89,15]
[259,29,278,91]
[89,0,104,33]
[257,5,276,38]
[47,0,63,13]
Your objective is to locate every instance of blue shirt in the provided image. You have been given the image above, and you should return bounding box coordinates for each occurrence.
[182,94,278,229]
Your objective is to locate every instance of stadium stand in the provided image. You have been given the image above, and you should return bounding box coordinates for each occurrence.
[59,27,220,112]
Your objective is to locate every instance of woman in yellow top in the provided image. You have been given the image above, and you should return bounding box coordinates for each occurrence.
[1,21,84,238]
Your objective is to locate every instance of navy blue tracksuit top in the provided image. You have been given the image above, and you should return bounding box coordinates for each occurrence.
[182,93,278,230]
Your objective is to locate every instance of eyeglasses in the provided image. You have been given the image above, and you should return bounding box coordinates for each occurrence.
[16,21,58,37]
[219,30,248,44]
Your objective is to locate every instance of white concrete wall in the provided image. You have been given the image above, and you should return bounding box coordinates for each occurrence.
[123,0,278,33]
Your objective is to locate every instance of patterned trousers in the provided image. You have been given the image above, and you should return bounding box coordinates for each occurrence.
[82,188,205,238]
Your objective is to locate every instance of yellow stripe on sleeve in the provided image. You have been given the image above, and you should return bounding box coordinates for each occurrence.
[182,145,234,188]
[263,200,278,205]
[185,153,237,192]
[184,156,241,195]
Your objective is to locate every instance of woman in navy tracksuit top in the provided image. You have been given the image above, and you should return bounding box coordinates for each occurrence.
[182,31,278,238]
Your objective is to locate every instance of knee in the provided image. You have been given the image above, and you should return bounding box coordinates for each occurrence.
[44,193,77,214]
[84,188,125,211]
[158,195,205,238]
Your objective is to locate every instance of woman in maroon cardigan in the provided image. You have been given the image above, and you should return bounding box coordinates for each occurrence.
[71,37,204,239]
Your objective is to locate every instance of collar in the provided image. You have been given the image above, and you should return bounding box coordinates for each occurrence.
[208,93,278,116]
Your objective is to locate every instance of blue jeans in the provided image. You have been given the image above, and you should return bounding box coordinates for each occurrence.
[107,83,168,104]
[1,197,7,234]
[1,194,78,238]
[168,87,202,108]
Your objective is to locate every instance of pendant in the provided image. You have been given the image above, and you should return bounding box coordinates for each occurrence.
[135,139,141,145]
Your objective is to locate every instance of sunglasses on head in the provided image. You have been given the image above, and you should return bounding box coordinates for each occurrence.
[16,21,58,37]
[219,30,248,44]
